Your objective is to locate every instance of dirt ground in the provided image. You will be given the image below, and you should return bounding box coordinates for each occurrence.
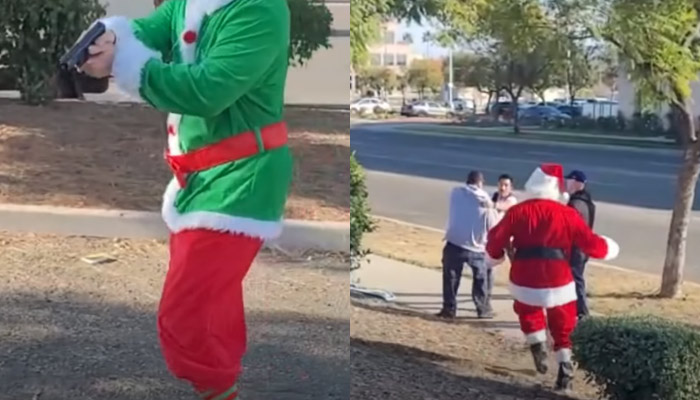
[0,100,349,221]
[0,231,348,399]
[365,217,700,326]
[351,299,598,400]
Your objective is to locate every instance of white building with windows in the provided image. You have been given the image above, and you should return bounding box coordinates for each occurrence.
[350,20,423,94]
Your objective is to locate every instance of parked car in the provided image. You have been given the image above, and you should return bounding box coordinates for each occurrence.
[489,101,520,119]
[350,98,392,114]
[519,105,572,126]
[401,101,452,117]
[557,104,583,118]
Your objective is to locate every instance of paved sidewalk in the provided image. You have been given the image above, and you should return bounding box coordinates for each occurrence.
[354,254,522,341]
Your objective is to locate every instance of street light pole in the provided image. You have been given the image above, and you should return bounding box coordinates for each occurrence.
[448,47,454,105]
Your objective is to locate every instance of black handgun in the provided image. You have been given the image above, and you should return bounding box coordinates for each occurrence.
[59,21,106,71]
[57,21,109,99]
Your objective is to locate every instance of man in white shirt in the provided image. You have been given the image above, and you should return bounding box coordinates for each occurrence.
[492,174,518,217]
[437,171,498,319]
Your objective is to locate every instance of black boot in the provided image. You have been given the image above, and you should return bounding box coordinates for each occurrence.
[435,309,455,320]
[529,342,548,374]
[555,362,574,391]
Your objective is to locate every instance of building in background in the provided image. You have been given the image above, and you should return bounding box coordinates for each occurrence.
[101,0,350,107]
[350,20,423,95]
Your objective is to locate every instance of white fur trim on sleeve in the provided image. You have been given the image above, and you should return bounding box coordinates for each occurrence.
[601,235,620,261]
[525,330,547,345]
[100,16,160,101]
[556,348,572,363]
[509,281,577,308]
[486,252,505,268]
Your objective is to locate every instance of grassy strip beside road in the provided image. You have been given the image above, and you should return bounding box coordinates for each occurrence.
[365,217,700,326]
[400,124,678,150]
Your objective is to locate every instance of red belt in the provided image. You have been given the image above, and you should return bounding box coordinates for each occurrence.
[165,122,288,187]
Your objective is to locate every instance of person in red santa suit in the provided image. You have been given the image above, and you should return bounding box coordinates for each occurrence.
[485,163,620,391]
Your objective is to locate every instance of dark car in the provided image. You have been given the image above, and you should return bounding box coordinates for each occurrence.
[557,105,583,118]
[519,106,572,127]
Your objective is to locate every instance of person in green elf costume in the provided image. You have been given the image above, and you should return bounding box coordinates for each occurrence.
[81,0,292,398]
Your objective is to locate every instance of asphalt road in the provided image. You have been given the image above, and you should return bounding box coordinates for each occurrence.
[351,122,700,282]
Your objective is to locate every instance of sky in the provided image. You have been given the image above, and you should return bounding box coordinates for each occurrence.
[397,19,449,58]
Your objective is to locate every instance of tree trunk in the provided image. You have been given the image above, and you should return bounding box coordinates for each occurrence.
[660,105,700,298]
[508,87,523,135]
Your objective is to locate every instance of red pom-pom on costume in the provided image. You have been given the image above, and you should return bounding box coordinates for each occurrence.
[183,30,197,44]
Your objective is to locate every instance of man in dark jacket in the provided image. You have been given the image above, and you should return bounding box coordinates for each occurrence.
[565,170,596,319]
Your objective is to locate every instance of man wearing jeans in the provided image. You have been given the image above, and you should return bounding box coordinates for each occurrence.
[566,170,596,319]
[437,171,498,319]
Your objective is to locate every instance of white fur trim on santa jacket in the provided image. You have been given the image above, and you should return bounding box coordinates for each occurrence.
[509,281,578,308]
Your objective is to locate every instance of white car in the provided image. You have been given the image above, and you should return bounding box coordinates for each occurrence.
[350,98,392,114]
[401,101,451,117]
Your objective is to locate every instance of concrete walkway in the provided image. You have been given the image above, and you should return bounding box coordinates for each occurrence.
[354,254,523,341]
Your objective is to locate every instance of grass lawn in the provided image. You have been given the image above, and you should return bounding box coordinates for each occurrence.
[365,217,700,326]
[0,99,349,221]
[400,124,678,150]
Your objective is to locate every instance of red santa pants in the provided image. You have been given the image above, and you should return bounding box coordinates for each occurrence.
[157,229,262,400]
[513,300,577,362]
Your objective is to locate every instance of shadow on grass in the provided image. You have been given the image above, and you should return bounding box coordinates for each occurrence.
[351,337,580,400]
[0,291,348,400]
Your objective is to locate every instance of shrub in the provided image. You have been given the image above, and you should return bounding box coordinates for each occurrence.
[0,0,106,104]
[631,112,664,136]
[597,116,621,132]
[350,153,374,269]
[572,315,700,400]
[569,116,597,130]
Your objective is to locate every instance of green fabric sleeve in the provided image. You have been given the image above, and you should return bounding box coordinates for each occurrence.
[139,0,288,117]
[130,0,175,56]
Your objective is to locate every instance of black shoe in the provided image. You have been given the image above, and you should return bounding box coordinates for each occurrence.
[555,362,574,391]
[529,342,549,374]
[436,309,456,319]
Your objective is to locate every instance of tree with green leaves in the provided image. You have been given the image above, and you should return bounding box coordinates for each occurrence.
[474,0,566,133]
[407,59,444,98]
[598,0,700,298]
[357,67,398,97]
[452,51,504,106]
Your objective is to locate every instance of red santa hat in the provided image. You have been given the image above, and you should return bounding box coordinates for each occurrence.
[524,163,569,202]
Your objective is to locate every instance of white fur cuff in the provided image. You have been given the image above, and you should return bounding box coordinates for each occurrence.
[100,16,160,101]
[485,252,505,268]
[525,330,547,345]
[601,235,620,261]
[556,348,572,363]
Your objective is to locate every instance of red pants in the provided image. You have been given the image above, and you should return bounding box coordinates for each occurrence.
[513,300,577,363]
[158,229,262,400]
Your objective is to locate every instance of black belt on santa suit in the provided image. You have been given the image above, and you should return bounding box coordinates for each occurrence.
[514,247,566,260]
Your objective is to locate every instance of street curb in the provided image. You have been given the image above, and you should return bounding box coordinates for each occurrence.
[0,203,348,252]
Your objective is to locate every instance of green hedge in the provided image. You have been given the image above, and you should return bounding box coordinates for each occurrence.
[572,315,700,400]
[0,0,106,104]
[350,153,374,269]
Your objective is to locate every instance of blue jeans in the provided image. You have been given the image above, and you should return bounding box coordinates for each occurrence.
[570,247,589,317]
[441,242,492,315]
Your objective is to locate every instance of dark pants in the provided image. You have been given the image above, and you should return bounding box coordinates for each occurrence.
[570,247,589,318]
[441,242,492,315]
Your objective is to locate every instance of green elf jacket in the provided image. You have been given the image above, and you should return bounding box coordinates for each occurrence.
[101,0,293,240]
